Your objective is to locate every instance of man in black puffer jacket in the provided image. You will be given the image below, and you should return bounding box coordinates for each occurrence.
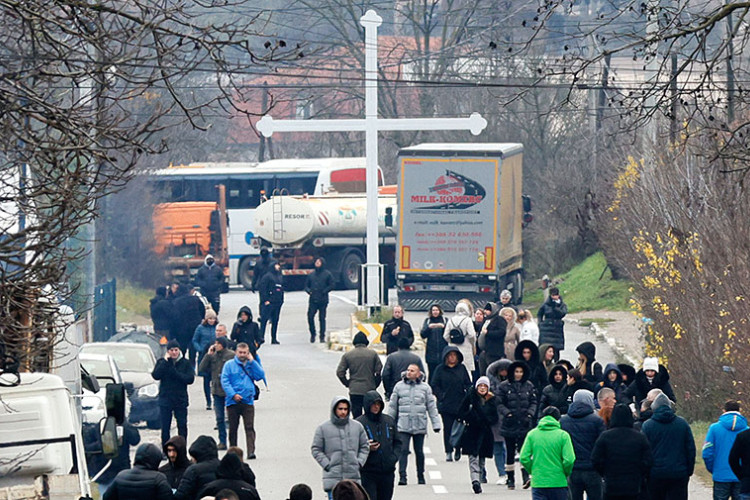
[356,391,403,500]
[305,257,335,343]
[430,346,472,462]
[103,443,172,500]
[197,453,260,500]
[642,393,696,499]
[592,404,653,500]
[560,389,606,500]
[175,435,221,500]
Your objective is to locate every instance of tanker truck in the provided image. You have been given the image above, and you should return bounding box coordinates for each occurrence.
[252,187,397,289]
[396,143,531,311]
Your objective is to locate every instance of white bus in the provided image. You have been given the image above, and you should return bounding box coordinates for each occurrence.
[147,157,382,289]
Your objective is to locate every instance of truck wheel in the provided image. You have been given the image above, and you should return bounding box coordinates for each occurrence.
[238,258,254,290]
[340,252,363,290]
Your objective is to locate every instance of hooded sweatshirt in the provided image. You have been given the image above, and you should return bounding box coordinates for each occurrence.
[541,364,570,415]
[703,411,748,482]
[595,363,628,402]
[560,390,606,471]
[197,453,261,500]
[356,391,402,473]
[520,415,576,488]
[514,340,548,394]
[305,258,335,303]
[259,266,284,305]
[311,396,370,491]
[576,341,603,384]
[174,435,220,500]
[231,305,261,351]
[104,443,172,500]
[430,345,472,415]
[159,435,191,489]
[592,404,653,496]
[336,332,382,395]
[642,395,696,479]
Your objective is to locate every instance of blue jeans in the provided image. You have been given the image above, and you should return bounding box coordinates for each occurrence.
[531,487,568,500]
[714,481,741,500]
[493,441,506,476]
[213,395,226,445]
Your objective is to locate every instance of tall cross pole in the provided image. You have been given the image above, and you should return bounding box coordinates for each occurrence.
[257,9,487,309]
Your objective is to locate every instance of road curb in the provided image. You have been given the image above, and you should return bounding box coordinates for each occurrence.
[582,320,640,366]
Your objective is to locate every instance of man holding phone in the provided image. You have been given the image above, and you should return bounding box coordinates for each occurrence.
[152,339,195,445]
[356,391,402,500]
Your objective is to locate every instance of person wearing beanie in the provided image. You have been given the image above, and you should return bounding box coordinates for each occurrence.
[432,346,473,463]
[519,403,575,499]
[305,256,335,343]
[381,336,424,400]
[199,336,236,449]
[196,253,225,314]
[382,305,414,355]
[560,390,606,500]
[356,391,402,500]
[152,338,195,445]
[103,443,172,500]
[458,376,499,493]
[623,357,676,410]
[312,397,370,498]
[642,393,696,499]
[150,286,173,340]
[704,400,747,500]
[420,304,448,383]
[336,331,383,418]
[386,364,441,486]
[497,361,537,490]
[592,404,653,499]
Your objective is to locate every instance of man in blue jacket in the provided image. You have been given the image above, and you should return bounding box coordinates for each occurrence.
[642,393,696,500]
[560,389,606,500]
[704,400,747,500]
[221,342,266,459]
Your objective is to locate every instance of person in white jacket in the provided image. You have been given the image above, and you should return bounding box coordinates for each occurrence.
[517,309,539,345]
[443,301,476,375]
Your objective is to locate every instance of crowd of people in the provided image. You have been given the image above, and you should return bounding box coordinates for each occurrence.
[122,276,750,500]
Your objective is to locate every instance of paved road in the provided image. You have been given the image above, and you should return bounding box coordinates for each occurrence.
[132,288,709,499]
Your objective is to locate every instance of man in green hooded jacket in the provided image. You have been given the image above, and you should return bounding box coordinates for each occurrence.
[520,406,575,500]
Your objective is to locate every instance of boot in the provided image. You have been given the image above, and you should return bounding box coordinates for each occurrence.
[319,336,326,343]
[521,468,530,489]
[417,474,426,485]
[446,452,453,462]
[506,470,515,490]
[398,475,407,486]
[309,334,315,343]
[472,480,482,494]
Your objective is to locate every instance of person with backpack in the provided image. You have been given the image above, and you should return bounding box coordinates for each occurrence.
[444,301,477,377]
[420,304,448,383]
[258,262,284,344]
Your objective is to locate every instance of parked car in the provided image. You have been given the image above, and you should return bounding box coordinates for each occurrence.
[80,343,160,429]
[79,353,131,425]
[108,329,166,359]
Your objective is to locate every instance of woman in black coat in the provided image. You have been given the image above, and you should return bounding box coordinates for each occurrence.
[420,304,447,383]
[540,364,569,415]
[497,361,537,489]
[478,303,507,375]
[592,404,653,499]
[431,346,472,462]
[458,376,499,494]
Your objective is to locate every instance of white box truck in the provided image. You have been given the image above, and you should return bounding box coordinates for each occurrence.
[396,143,529,311]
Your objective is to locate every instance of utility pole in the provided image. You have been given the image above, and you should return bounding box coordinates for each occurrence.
[258,82,268,161]
[726,1,735,124]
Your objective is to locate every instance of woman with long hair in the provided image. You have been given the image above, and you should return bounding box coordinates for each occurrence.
[192,309,217,410]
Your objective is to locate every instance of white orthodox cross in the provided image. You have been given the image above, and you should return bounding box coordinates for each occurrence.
[257,9,487,309]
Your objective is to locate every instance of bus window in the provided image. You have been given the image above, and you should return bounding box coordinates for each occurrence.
[226,179,264,209]
[273,175,317,196]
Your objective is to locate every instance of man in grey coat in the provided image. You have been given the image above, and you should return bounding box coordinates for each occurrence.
[386,364,441,486]
[311,396,370,499]
[336,332,383,418]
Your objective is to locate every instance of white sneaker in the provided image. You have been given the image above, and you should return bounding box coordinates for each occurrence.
[496,477,507,485]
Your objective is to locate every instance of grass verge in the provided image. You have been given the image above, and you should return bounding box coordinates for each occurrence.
[554,252,631,313]
[691,420,712,486]
[117,281,152,325]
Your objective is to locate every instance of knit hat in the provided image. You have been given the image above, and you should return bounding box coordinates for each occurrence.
[651,392,674,410]
[475,376,490,388]
[166,339,181,350]
[573,389,595,410]
[352,331,369,346]
[643,357,659,372]
[216,337,229,349]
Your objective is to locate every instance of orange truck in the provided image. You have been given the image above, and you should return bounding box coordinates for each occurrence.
[152,185,229,283]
